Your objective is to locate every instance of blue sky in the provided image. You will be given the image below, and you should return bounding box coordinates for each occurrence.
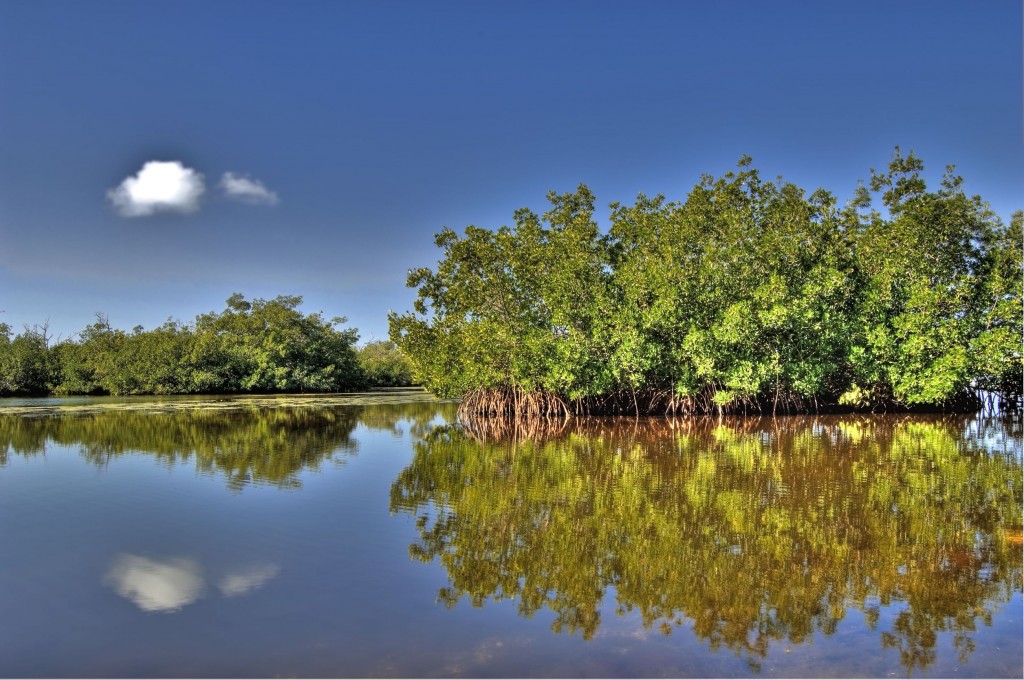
[1,0,1021,344]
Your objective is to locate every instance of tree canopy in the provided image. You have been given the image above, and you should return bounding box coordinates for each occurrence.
[0,294,375,396]
[390,151,1022,415]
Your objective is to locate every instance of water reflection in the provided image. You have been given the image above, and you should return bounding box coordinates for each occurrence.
[0,399,456,489]
[104,555,281,612]
[390,415,1023,673]
[105,555,205,613]
[219,564,281,597]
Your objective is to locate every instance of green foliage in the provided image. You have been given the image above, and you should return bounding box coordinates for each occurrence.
[848,150,1014,407]
[357,340,415,387]
[189,294,364,393]
[971,210,1023,402]
[0,324,56,395]
[389,187,615,402]
[607,165,859,410]
[1,294,367,397]
[391,151,1022,414]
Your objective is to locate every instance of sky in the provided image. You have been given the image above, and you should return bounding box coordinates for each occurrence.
[1,0,1021,345]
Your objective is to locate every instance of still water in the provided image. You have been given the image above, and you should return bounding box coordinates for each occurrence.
[1,392,1021,677]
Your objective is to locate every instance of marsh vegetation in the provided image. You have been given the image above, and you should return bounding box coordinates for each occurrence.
[0,295,414,397]
[391,151,1022,417]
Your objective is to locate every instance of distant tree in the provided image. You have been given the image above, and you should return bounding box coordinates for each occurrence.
[51,338,100,395]
[14,295,367,397]
[191,294,365,393]
[0,324,55,395]
[357,340,415,387]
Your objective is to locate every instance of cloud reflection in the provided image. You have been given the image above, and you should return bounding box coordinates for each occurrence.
[218,564,280,597]
[105,555,281,612]
[104,555,204,613]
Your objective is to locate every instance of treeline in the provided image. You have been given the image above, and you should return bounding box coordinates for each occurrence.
[0,294,414,396]
[390,150,1022,416]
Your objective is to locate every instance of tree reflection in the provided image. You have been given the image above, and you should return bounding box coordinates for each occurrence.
[390,415,1023,673]
[0,400,456,489]
[356,400,457,440]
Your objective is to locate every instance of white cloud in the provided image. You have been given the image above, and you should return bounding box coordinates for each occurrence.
[219,172,279,205]
[107,161,205,217]
[104,554,204,613]
[218,564,280,597]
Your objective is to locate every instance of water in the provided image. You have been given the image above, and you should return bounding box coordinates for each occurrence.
[1,393,1020,677]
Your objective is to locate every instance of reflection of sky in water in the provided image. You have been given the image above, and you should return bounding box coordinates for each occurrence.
[105,555,204,613]
[219,564,280,597]
[105,554,280,612]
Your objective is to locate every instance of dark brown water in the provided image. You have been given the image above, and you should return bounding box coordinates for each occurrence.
[1,394,1020,677]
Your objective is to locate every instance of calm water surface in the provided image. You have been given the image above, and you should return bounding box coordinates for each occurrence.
[1,393,1021,678]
